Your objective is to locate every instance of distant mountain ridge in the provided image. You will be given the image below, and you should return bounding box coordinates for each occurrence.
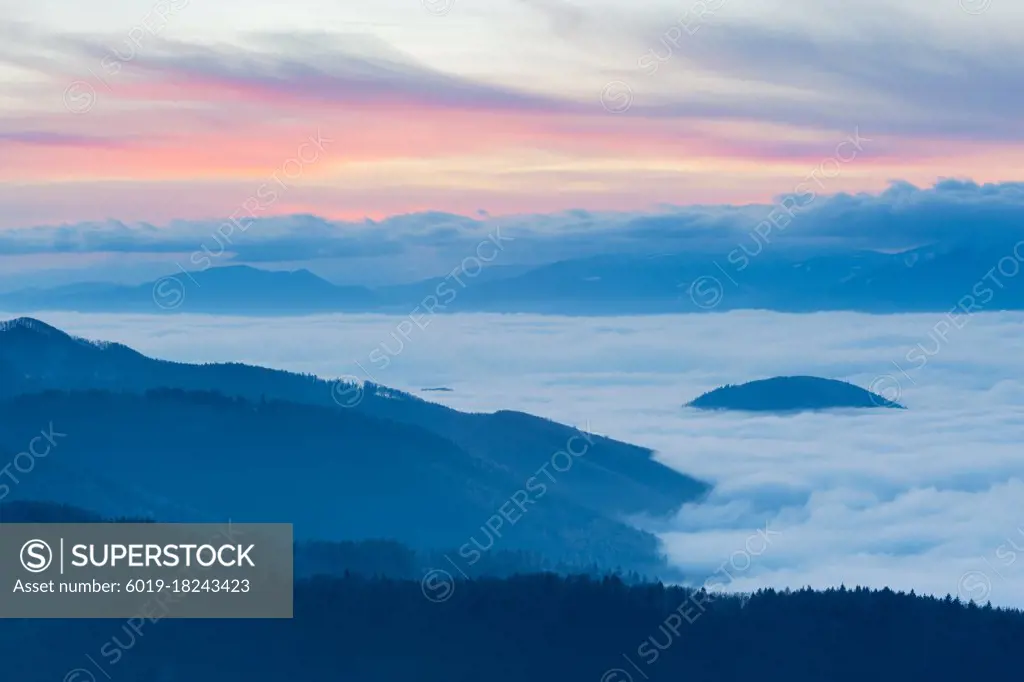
[686,376,905,412]
[3,243,1024,314]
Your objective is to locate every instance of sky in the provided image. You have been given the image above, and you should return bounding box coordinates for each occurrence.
[13,309,1024,607]
[2,0,1023,230]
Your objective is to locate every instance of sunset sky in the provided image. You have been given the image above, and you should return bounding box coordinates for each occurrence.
[1,0,1022,230]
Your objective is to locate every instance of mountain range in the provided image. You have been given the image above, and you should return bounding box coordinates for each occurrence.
[2,243,1023,314]
[0,317,708,575]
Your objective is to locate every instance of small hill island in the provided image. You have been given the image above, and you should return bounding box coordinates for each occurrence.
[686,376,905,412]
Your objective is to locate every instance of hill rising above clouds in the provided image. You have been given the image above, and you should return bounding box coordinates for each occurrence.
[686,376,905,412]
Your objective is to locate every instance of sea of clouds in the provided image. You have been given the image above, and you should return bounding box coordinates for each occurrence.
[9,309,1024,607]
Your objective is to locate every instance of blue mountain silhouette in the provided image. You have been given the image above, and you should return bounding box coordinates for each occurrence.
[686,376,905,412]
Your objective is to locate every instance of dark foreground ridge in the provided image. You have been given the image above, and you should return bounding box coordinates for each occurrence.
[1,565,1017,682]
[686,376,905,412]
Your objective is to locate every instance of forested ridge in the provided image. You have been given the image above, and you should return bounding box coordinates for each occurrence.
[1,573,1016,682]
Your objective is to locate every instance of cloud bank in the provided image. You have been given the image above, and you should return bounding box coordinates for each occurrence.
[3,180,1024,287]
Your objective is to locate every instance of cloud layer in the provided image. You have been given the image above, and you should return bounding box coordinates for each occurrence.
[3,180,1024,288]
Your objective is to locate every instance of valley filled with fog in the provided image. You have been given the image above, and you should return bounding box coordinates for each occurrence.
[15,309,1024,607]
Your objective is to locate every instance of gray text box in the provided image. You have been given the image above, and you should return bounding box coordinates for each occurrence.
[0,523,292,618]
